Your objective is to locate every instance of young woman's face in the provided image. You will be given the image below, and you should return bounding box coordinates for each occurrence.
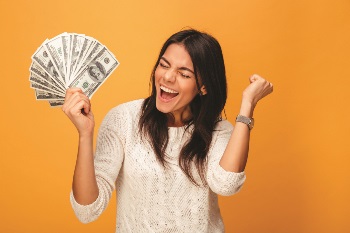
[155,43,199,124]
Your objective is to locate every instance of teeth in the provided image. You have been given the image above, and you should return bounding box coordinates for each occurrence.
[160,85,178,94]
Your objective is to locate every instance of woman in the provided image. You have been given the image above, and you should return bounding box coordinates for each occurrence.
[62,29,273,232]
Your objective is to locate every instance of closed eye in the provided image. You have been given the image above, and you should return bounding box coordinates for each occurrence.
[159,57,194,79]
[179,72,191,79]
[159,62,169,69]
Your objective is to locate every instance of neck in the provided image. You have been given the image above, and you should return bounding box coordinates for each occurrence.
[167,106,192,127]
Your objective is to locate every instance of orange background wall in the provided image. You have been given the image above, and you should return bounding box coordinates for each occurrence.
[1,0,349,232]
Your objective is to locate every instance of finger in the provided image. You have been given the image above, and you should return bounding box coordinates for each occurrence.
[82,98,92,115]
[69,94,90,115]
[63,91,82,112]
[73,93,91,115]
[69,98,91,117]
[64,91,89,111]
[249,74,263,83]
[263,83,274,97]
[63,92,90,115]
[249,75,256,83]
[65,89,83,103]
[64,87,83,102]
[86,108,94,121]
[69,99,90,117]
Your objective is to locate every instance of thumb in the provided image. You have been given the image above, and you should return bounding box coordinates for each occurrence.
[249,74,260,83]
[87,109,94,121]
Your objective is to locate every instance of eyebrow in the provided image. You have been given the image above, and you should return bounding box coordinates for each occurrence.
[160,57,195,74]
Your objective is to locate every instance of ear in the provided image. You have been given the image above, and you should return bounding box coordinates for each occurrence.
[200,85,207,96]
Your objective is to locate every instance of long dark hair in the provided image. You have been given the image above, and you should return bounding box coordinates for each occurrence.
[139,29,227,186]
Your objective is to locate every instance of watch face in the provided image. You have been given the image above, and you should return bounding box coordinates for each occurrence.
[249,119,254,129]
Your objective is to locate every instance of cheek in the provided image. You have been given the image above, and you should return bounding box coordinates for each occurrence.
[154,67,162,81]
[182,81,198,98]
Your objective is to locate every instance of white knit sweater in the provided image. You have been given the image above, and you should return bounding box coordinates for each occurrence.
[70,99,246,232]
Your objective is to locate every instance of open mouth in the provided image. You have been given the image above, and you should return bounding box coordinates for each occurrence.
[160,85,179,100]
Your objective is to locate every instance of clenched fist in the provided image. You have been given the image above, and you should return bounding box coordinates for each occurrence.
[62,88,95,137]
[242,74,273,108]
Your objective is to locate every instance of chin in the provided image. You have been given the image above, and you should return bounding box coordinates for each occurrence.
[155,99,172,114]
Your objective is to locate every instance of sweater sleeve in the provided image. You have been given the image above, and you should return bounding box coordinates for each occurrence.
[70,105,126,223]
[206,120,246,196]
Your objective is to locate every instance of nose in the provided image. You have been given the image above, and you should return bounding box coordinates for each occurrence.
[163,69,176,83]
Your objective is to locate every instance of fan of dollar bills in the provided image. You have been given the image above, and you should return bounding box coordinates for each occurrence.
[29,32,119,107]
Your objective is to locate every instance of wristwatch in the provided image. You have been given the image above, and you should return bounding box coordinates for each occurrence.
[236,115,254,130]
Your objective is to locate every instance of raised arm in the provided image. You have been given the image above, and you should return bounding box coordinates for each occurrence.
[219,74,273,172]
[62,87,98,205]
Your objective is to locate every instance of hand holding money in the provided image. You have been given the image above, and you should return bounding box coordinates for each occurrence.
[29,32,119,107]
[62,88,95,136]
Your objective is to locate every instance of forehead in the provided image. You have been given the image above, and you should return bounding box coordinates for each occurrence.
[162,43,193,69]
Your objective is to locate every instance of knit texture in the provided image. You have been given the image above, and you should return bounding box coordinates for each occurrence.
[70,99,246,232]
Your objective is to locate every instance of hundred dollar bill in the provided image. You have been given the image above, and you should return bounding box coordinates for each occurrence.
[69,34,85,83]
[30,82,65,97]
[71,36,94,78]
[61,33,71,79]
[71,40,103,82]
[77,36,96,66]
[69,47,119,98]
[35,89,63,101]
[49,100,65,107]
[30,61,65,93]
[66,33,74,79]
[44,33,67,84]
[32,43,66,89]
[29,72,65,95]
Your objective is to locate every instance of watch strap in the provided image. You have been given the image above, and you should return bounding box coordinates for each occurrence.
[236,115,254,130]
